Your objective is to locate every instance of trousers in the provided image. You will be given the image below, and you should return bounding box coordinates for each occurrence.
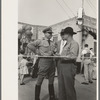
[57,61,77,100]
[84,59,93,82]
[36,58,55,85]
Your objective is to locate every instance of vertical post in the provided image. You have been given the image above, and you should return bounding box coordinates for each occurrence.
[36,27,38,39]
[82,0,84,9]
[80,0,84,73]
[81,0,84,49]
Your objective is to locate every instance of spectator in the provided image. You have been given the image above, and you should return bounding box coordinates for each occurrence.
[19,55,29,85]
[18,50,25,80]
[81,44,94,85]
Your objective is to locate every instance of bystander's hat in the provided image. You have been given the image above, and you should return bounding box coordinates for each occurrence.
[60,29,65,36]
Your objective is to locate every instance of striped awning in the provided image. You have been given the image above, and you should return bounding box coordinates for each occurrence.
[83,25,97,39]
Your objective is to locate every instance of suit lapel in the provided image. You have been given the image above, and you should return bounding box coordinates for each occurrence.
[63,41,67,48]
[57,40,67,53]
[57,40,61,53]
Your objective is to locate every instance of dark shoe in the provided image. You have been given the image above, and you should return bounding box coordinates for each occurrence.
[92,78,96,80]
[35,85,41,100]
[48,84,55,100]
[50,96,55,100]
[89,81,93,83]
[20,82,25,85]
[81,82,89,85]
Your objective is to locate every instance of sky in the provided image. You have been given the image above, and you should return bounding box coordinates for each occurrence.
[18,0,97,26]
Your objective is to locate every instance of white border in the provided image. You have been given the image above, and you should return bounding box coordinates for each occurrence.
[97,0,99,100]
[2,0,18,100]
[1,0,98,100]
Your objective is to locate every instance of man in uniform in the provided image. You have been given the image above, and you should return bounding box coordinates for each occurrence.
[27,27,56,100]
[56,27,79,100]
[81,44,94,84]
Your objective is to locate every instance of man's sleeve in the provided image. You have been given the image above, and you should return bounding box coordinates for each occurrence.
[53,42,58,54]
[53,42,60,56]
[27,40,41,53]
[90,50,94,56]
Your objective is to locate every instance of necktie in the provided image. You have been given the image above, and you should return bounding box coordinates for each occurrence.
[48,40,50,45]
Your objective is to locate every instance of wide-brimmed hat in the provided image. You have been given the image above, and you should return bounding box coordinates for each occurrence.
[43,27,53,34]
[63,27,77,35]
[60,29,65,36]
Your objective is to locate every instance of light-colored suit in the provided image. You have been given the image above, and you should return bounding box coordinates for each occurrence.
[56,39,79,100]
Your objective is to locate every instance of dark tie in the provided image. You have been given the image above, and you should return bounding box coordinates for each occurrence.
[48,40,50,45]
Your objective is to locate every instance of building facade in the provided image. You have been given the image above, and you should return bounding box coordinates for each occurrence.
[18,22,47,40]
[18,15,97,61]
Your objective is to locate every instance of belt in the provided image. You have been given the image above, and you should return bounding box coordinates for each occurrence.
[61,59,76,64]
[39,57,53,60]
[84,58,90,60]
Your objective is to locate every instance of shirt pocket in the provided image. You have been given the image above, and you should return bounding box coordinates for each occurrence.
[40,41,49,47]
[63,46,70,54]
[40,42,50,52]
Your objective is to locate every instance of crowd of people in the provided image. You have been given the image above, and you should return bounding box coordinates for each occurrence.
[18,26,96,100]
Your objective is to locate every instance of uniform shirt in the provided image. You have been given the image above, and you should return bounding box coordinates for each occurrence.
[81,48,91,58]
[61,39,79,60]
[82,48,89,55]
[27,38,56,56]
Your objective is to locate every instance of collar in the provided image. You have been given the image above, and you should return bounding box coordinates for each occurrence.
[61,40,67,47]
[43,37,53,41]
[84,47,88,50]
[61,40,67,42]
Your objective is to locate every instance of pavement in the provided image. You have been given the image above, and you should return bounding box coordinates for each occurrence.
[18,74,96,100]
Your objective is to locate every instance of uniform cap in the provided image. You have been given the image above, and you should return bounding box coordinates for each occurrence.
[60,29,65,35]
[43,27,53,34]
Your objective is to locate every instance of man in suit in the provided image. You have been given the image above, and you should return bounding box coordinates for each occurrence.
[56,29,67,55]
[56,27,79,100]
[27,27,56,100]
[55,29,67,74]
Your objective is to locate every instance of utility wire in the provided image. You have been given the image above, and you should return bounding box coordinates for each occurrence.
[56,0,71,19]
[86,0,96,14]
[87,0,96,12]
[87,0,96,11]
[61,0,76,17]
[88,0,96,10]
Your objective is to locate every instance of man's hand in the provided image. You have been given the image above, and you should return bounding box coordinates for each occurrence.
[54,53,60,56]
[35,55,38,59]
